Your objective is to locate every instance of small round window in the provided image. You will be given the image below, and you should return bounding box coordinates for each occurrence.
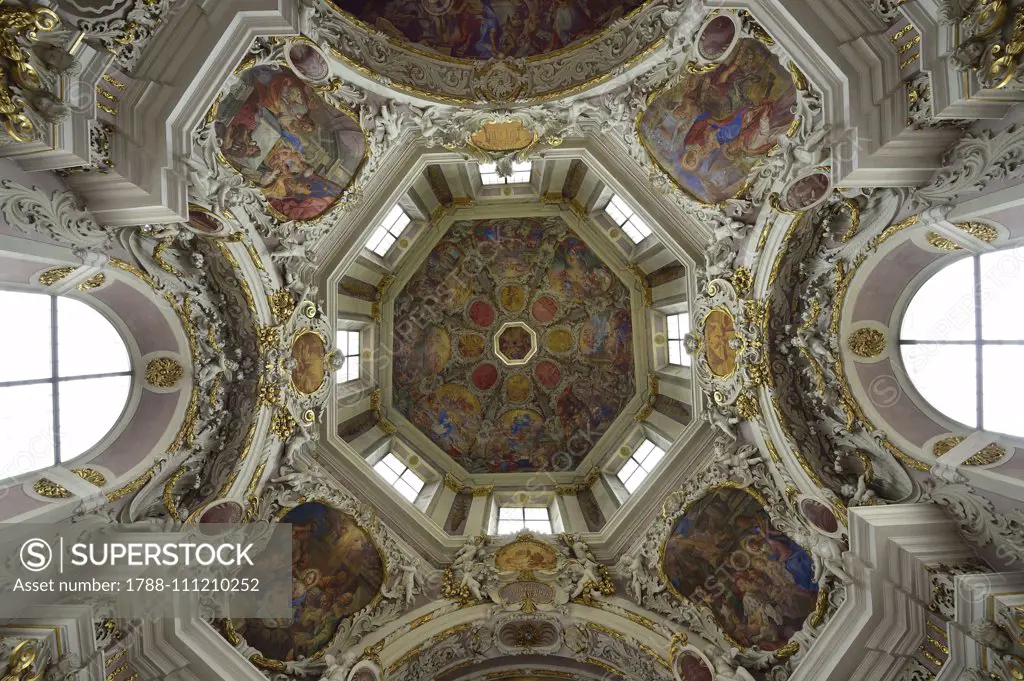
[0,291,132,478]
[900,246,1024,438]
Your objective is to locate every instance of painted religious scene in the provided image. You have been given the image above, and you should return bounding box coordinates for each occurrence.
[328,0,645,59]
[237,502,384,661]
[215,65,366,221]
[638,39,797,204]
[392,217,635,473]
[661,488,818,650]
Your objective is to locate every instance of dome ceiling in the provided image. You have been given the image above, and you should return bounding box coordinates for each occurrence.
[392,216,635,473]
[327,0,647,59]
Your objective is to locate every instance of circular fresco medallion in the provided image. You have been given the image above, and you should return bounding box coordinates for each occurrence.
[187,205,225,235]
[291,331,327,395]
[531,295,558,323]
[785,172,832,211]
[500,284,527,312]
[287,41,330,81]
[535,360,561,389]
[199,500,243,524]
[676,652,714,681]
[703,309,739,378]
[458,333,486,358]
[800,498,840,534]
[472,363,499,391]
[469,300,496,328]
[698,16,737,60]
[545,328,574,354]
[506,374,531,403]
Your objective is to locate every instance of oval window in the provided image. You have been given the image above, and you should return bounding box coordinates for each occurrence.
[0,291,132,478]
[900,246,1024,437]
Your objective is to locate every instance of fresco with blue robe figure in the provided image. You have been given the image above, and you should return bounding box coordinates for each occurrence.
[328,0,646,59]
[215,65,366,221]
[661,487,818,651]
[236,502,384,661]
[638,39,797,204]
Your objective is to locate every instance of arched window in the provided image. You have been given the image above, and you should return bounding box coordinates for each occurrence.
[0,291,132,478]
[900,246,1024,438]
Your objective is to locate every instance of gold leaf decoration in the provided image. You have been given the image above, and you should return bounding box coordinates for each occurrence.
[0,5,60,141]
[964,443,1007,466]
[932,436,966,457]
[145,357,184,388]
[270,410,296,440]
[73,468,107,486]
[926,232,961,251]
[927,223,998,251]
[958,221,999,242]
[468,120,536,152]
[34,479,71,499]
[38,266,77,286]
[77,273,106,291]
[848,328,887,358]
[731,267,753,296]
[734,393,760,420]
[268,290,296,322]
[257,326,281,357]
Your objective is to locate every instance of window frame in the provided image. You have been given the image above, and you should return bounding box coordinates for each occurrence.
[365,205,412,257]
[478,161,533,186]
[336,329,362,384]
[495,505,553,535]
[0,290,134,475]
[615,438,667,494]
[898,247,1024,436]
[604,194,653,244]
[372,452,426,503]
[666,312,692,367]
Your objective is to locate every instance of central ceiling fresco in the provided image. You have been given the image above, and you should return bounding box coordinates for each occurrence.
[392,217,635,473]
[327,0,647,59]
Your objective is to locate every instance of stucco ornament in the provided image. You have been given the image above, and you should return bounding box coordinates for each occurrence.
[440,532,612,611]
[308,0,694,105]
[686,277,765,411]
[0,180,112,252]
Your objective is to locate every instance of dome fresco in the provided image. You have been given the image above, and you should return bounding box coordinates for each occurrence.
[327,0,647,60]
[392,217,635,473]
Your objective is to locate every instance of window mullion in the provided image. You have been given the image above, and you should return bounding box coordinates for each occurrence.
[50,296,61,464]
[974,255,984,430]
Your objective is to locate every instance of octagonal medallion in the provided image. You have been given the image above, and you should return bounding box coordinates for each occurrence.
[494,322,538,365]
[392,216,636,473]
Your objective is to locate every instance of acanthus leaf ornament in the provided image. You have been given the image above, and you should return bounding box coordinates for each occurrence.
[0,3,60,142]
[145,357,184,388]
[847,328,886,358]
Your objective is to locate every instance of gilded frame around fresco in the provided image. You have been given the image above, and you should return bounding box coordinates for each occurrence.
[657,482,821,654]
[223,497,390,671]
[635,17,807,208]
[322,0,659,66]
[202,41,372,225]
[289,328,330,396]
